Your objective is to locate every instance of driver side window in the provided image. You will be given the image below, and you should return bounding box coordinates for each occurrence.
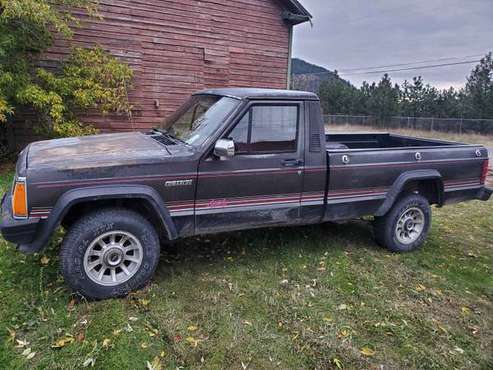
[228,104,299,154]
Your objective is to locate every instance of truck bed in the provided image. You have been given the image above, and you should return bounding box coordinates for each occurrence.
[325,132,461,150]
[322,131,489,222]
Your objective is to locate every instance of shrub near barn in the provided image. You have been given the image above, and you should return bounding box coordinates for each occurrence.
[0,0,133,153]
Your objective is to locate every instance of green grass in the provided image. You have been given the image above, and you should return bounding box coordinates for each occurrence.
[0,168,492,369]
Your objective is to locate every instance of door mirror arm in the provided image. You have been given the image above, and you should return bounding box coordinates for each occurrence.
[214,139,235,158]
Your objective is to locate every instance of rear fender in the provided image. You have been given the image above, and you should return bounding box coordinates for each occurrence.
[375,170,443,217]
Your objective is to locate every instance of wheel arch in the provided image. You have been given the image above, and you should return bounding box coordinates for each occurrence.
[375,170,444,217]
[26,185,178,253]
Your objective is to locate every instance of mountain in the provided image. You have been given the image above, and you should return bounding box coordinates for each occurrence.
[291,58,350,93]
[291,58,330,75]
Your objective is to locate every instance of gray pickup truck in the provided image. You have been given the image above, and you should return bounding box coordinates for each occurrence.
[1,88,491,299]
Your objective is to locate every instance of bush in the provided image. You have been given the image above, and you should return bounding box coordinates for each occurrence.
[0,0,133,140]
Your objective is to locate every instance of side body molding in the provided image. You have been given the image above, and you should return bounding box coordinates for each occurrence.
[19,185,178,253]
[375,169,444,217]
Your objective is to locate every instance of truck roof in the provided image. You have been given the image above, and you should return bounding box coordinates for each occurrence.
[194,88,319,101]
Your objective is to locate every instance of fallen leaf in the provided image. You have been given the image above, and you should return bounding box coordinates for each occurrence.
[7,328,16,343]
[415,284,426,292]
[40,256,50,266]
[185,336,200,348]
[333,357,343,369]
[76,332,85,342]
[469,325,480,335]
[102,338,111,348]
[26,351,36,360]
[454,346,464,354]
[242,321,253,327]
[337,304,348,310]
[83,358,95,367]
[147,327,159,337]
[52,334,75,349]
[139,299,150,307]
[15,339,29,348]
[141,342,149,349]
[461,306,471,315]
[146,356,162,370]
[360,346,376,357]
[21,348,32,356]
[437,324,448,334]
[187,325,198,332]
[337,329,349,338]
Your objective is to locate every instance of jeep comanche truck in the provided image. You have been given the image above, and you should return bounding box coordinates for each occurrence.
[1,88,491,299]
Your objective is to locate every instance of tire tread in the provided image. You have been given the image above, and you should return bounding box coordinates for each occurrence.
[60,207,160,299]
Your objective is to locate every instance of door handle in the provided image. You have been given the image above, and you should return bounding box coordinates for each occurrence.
[281,159,304,167]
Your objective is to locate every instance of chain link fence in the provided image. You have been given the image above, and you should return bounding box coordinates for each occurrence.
[324,115,493,136]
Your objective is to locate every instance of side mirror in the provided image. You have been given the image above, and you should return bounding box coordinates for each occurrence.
[214,139,235,158]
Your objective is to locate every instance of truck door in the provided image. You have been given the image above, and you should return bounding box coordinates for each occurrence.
[195,101,305,234]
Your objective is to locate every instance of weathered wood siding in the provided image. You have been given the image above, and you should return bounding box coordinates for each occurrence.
[37,0,291,134]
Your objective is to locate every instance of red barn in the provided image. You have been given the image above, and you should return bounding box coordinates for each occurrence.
[35,0,311,135]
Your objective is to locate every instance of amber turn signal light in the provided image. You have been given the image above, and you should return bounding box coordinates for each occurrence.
[12,179,28,218]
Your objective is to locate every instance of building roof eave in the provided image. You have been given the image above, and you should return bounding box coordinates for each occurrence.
[279,0,312,25]
[281,11,311,25]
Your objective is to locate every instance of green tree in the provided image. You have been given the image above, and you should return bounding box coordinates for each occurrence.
[365,74,400,122]
[435,87,460,118]
[0,0,133,140]
[306,53,493,121]
[319,72,361,114]
[463,52,493,118]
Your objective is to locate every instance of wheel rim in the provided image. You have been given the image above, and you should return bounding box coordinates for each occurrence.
[395,207,425,245]
[83,231,143,287]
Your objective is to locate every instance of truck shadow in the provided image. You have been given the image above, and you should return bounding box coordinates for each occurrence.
[154,219,380,280]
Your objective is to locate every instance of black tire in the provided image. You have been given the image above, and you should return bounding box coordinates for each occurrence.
[373,193,431,252]
[60,208,160,299]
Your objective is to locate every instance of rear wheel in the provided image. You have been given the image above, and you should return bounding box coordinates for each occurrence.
[373,193,431,252]
[60,208,160,299]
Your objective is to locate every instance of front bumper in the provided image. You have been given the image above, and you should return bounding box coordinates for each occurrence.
[1,192,42,249]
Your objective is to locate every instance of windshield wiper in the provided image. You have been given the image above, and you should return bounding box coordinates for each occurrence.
[152,128,189,146]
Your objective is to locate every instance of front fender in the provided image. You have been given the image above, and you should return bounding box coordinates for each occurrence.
[375,170,444,217]
[18,185,178,253]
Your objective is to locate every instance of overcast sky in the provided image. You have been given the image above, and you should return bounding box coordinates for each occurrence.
[292,0,493,89]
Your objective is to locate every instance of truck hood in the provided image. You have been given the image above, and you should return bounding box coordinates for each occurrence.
[26,132,172,170]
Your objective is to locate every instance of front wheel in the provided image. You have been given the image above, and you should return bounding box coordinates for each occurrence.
[60,208,160,299]
[373,193,431,252]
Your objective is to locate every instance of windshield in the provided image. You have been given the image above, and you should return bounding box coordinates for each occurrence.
[162,95,240,147]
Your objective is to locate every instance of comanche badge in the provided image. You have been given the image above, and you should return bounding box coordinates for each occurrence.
[165,179,193,187]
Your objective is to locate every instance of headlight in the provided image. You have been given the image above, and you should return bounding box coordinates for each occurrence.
[12,177,28,219]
